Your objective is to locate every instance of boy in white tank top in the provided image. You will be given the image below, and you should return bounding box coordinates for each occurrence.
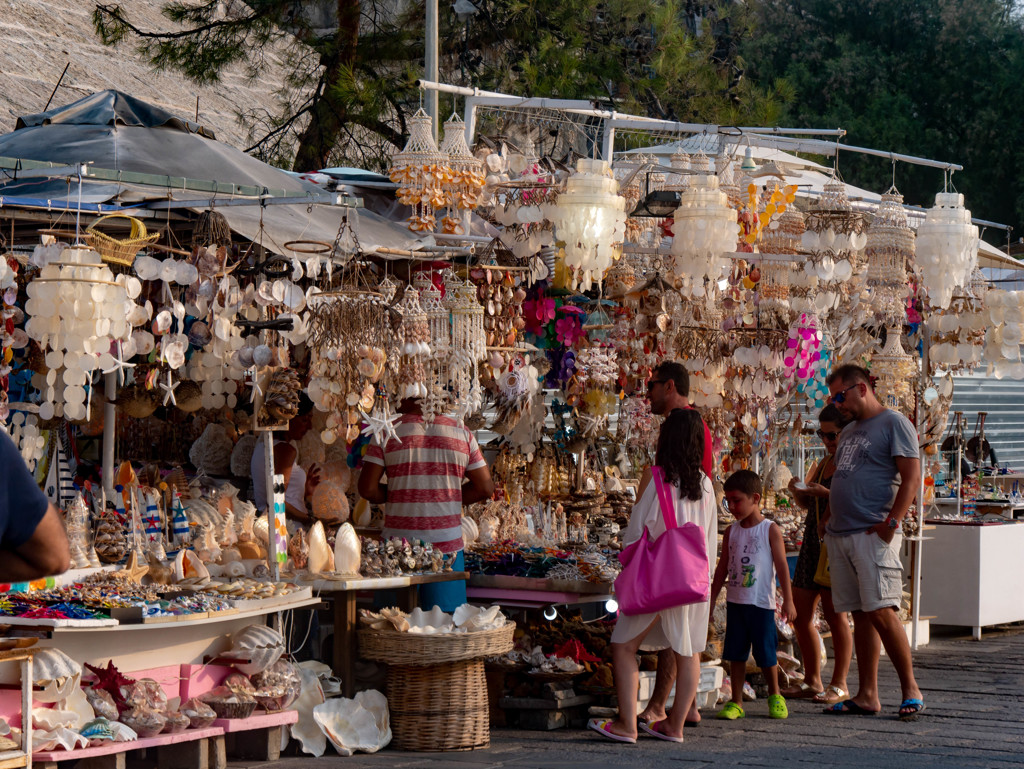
[710,470,797,721]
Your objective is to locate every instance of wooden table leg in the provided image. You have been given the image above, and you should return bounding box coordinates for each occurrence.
[333,591,357,698]
[396,585,418,613]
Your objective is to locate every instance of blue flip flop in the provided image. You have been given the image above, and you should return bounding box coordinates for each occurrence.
[823,699,879,716]
[898,698,926,720]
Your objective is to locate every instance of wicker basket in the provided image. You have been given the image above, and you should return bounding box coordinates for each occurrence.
[386,659,489,751]
[358,622,515,666]
[85,213,160,268]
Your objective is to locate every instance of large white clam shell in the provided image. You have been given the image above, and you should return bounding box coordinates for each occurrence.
[452,604,505,632]
[332,523,361,576]
[353,690,391,750]
[313,697,384,756]
[289,664,327,756]
[406,606,454,634]
[307,521,333,576]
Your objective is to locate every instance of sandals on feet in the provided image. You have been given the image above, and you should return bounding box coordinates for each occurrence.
[639,720,685,743]
[782,682,824,699]
[768,694,789,719]
[812,685,848,705]
[898,698,926,721]
[587,718,636,744]
[823,699,879,716]
[716,701,745,720]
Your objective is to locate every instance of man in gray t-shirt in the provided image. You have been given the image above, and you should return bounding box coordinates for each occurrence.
[821,364,925,721]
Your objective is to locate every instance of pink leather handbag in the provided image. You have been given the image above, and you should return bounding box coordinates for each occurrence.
[614,466,710,615]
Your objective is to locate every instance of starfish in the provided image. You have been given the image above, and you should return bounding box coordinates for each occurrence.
[84,660,136,711]
[117,550,150,583]
[360,406,401,445]
[248,365,263,404]
[159,371,179,407]
[102,341,136,386]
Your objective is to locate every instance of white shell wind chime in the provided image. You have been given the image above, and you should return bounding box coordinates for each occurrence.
[670,161,738,299]
[417,276,451,422]
[445,275,487,418]
[390,108,447,233]
[800,177,867,320]
[864,191,916,411]
[915,191,979,310]
[549,159,627,291]
[438,115,486,235]
[25,245,140,422]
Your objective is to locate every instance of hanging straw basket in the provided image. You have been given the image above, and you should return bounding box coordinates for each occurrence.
[85,214,160,268]
[358,622,515,666]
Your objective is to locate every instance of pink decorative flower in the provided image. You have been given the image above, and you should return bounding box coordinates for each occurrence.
[555,316,584,347]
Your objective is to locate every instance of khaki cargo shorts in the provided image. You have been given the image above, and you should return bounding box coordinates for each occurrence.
[825,530,904,613]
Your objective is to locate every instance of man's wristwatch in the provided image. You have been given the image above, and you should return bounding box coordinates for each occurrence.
[886,516,900,530]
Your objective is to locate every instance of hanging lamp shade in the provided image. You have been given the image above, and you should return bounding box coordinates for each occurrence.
[669,172,738,297]
[550,159,627,291]
[871,326,917,413]
[865,191,914,325]
[915,192,979,311]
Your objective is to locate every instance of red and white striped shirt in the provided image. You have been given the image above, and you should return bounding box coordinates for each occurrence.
[364,414,486,553]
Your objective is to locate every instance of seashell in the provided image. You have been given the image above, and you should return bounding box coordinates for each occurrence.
[32,708,78,730]
[108,721,138,742]
[307,521,333,575]
[452,604,505,632]
[313,697,384,757]
[31,726,89,752]
[174,549,210,583]
[79,717,115,744]
[406,606,453,633]
[32,649,82,703]
[224,560,246,577]
[253,345,274,367]
[333,523,361,576]
[313,481,350,524]
[353,690,391,749]
[289,665,327,756]
[461,516,479,546]
[352,497,372,527]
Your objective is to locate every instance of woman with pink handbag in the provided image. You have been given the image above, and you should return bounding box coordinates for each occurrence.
[588,409,717,744]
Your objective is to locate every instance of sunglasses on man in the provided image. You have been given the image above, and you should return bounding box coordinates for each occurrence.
[829,382,861,404]
[816,430,840,440]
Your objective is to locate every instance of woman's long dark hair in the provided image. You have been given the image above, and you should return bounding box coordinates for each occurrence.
[655,408,705,501]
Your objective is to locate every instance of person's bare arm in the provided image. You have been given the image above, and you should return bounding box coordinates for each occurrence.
[770,522,796,622]
[357,462,388,504]
[2,504,71,582]
[461,466,495,506]
[709,525,731,607]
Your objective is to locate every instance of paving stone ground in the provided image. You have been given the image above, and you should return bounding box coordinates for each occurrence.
[236,625,1024,768]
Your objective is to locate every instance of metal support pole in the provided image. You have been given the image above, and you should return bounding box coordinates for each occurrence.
[102,372,116,497]
[912,325,929,651]
[425,0,439,142]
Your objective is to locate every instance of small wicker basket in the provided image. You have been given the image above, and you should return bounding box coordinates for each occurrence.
[358,621,515,666]
[85,213,160,268]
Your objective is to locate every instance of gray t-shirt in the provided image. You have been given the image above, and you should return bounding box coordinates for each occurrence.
[827,409,919,536]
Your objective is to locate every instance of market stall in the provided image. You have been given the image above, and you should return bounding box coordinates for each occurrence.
[2,80,1024,754]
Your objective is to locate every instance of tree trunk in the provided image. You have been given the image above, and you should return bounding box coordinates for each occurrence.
[292,0,360,171]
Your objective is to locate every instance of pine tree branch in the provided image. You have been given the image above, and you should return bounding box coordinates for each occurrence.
[94,3,264,42]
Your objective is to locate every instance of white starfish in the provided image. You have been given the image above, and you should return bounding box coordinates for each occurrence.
[248,365,263,404]
[578,412,608,437]
[360,406,401,445]
[102,341,136,385]
[160,372,179,407]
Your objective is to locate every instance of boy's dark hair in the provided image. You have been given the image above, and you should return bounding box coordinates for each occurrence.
[826,364,873,388]
[723,469,762,497]
[653,361,690,397]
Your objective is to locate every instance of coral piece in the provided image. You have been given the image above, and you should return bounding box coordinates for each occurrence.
[189,423,234,476]
[312,480,350,524]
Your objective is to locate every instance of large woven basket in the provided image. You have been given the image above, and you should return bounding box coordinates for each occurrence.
[387,659,489,751]
[85,213,160,268]
[358,622,515,666]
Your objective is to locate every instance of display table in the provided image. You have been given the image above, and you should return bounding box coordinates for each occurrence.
[0,597,323,676]
[917,520,1024,639]
[297,572,470,697]
[467,574,612,609]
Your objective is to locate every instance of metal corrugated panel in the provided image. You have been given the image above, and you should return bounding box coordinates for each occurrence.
[950,375,1024,467]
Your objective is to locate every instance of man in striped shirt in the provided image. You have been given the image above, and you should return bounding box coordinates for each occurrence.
[358,398,494,609]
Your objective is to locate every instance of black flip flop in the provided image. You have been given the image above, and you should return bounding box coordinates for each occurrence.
[823,699,880,716]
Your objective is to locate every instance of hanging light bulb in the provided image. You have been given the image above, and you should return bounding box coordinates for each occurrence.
[741,144,758,172]
[915,192,979,311]
[670,171,738,298]
[549,159,627,291]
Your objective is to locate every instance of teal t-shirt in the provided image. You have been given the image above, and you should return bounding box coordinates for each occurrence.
[827,409,919,536]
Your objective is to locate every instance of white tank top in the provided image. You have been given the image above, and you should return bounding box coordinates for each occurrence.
[725,519,777,610]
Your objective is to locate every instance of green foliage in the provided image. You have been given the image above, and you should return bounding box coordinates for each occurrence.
[743,0,1024,242]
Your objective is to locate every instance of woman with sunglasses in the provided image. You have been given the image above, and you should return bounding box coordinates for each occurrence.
[783,404,853,705]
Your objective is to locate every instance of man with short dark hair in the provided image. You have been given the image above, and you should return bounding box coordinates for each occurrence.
[0,430,70,581]
[822,364,925,720]
[638,361,715,727]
